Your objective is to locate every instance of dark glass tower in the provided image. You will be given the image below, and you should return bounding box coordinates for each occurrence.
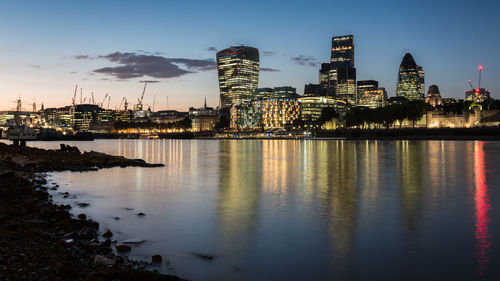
[396,53,424,100]
[319,63,330,89]
[216,46,260,108]
[330,35,354,68]
[329,35,357,104]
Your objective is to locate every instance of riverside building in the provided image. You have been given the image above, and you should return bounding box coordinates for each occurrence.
[216,46,260,108]
[259,97,301,130]
[254,86,297,100]
[396,53,425,100]
[425,85,443,107]
[189,100,219,132]
[298,96,343,129]
[357,80,387,108]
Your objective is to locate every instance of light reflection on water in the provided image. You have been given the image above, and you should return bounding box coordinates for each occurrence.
[20,139,499,281]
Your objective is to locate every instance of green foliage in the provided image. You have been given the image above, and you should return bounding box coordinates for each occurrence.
[214,114,230,131]
[317,107,339,125]
[345,100,428,129]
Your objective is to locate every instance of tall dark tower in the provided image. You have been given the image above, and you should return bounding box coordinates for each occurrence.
[329,35,357,104]
[396,53,424,100]
[216,46,260,109]
[330,35,354,68]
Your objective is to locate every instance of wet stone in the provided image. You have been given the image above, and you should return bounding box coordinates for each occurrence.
[102,229,113,238]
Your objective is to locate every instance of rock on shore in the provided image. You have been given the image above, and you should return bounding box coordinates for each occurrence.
[0,143,185,281]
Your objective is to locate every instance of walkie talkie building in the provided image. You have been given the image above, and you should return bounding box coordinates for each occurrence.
[216,46,260,109]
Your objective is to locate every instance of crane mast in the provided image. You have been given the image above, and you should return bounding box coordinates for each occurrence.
[135,83,147,111]
[72,85,78,106]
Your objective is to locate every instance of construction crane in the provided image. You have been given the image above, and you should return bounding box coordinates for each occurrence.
[107,95,111,109]
[468,80,474,91]
[100,93,109,107]
[72,85,78,106]
[80,88,83,104]
[118,97,126,110]
[135,83,147,111]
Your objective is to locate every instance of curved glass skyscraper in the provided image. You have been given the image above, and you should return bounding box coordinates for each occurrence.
[216,46,260,108]
[396,53,424,100]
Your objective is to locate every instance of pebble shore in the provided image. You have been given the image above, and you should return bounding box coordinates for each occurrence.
[0,142,186,281]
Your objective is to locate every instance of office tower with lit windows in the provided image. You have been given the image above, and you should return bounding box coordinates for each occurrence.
[319,63,330,88]
[330,35,357,104]
[396,53,425,100]
[216,46,260,108]
[357,80,387,108]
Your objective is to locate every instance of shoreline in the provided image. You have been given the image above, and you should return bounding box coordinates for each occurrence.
[2,127,500,142]
[0,142,186,281]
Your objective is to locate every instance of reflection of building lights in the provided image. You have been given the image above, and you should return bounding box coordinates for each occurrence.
[473,141,491,278]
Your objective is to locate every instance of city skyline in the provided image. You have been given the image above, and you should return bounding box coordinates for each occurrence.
[0,0,498,111]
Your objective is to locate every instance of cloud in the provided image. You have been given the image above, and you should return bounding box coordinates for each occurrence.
[139,80,161,83]
[137,50,165,55]
[74,55,92,60]
[290,55,319,67]
[69,71,77,74]
[27,64,40,69]
[260,67,280,72]
[263,51,275,56]
[93,51,216,80]
[207,46,217,52]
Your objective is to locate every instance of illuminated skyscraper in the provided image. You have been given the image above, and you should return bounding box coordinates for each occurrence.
[330,35,354,68]
[357,80,387,108]
[216,46,260,108]
[396,53,425,100]
[330,35,357,104]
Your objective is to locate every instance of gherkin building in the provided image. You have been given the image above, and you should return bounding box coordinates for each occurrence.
[396,53,424,100]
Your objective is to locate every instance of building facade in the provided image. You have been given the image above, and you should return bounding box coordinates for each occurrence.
[425,85,443,107]
[358,88,387,109]
[330,35,357,104]
[396,53,424,100]
[465,88,491,103]
[254,86,297,100]
[259,97,301,130]
[216,46,260,108]
[230,103,261,130]
[189,101,219,132]
[298,96,340,129]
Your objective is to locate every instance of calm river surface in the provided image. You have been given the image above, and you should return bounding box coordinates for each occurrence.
[23,139,500,280]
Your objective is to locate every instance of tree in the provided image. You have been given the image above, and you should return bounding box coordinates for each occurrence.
[214,114,230,131]
[317,107,339,127]
[405,100,428,128]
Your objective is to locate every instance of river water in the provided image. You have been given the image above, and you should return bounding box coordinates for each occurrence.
[20,139,500,280]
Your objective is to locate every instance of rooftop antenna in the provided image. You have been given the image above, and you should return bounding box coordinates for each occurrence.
[478,65,483,89]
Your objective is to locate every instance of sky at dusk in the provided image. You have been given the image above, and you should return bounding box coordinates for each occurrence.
[0,0,499,111]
